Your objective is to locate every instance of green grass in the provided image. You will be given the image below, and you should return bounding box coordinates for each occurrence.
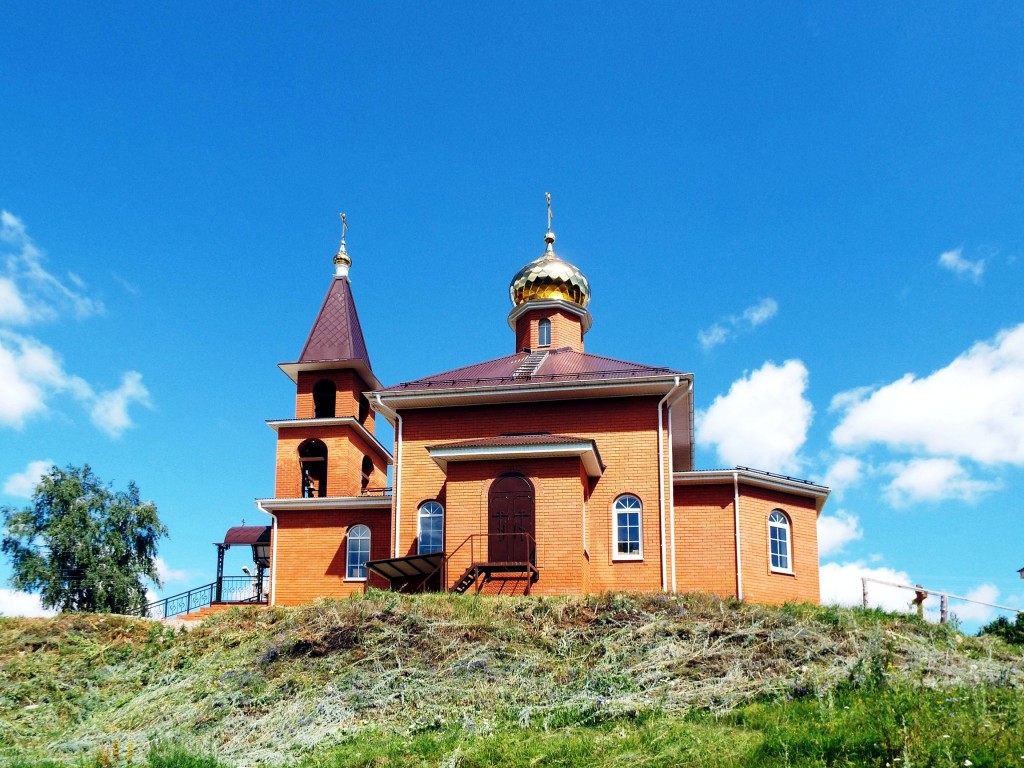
[1,592,1022,767]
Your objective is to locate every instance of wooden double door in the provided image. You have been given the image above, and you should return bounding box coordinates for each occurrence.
[487,474,536,564]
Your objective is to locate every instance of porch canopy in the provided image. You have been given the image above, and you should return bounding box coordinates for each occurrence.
[366,553,444,581]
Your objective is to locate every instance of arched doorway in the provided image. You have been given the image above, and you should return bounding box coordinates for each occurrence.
[488,474,535,564]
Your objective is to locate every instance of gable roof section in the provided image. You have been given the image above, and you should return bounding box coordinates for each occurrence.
[382,347,682,392]
[279,276,381,389]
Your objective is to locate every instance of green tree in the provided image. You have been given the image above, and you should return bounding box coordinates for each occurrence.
[1,464,167,614]
[979,612,1024,645]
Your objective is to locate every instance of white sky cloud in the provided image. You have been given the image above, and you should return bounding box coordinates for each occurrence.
[154,557,190,585]
[820,560,916,612]
[90,371,152,438]
[2,459,53,497]
[831,324,1024,465]
[697,359,812,473]
[1,210,104,322]
[698,297,778,350]
[0,213,151,438]
[0,589,56,617]
[938,247,985,283]
[949,583,1000,625]
[821,455,864,497]
[818,510,862,556]
[884,457,1001,506]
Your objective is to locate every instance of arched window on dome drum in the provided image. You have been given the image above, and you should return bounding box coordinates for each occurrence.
[313,380,336,419]
[360,455,373,492]
[346,524,370,580]
[417,501,444,555]
[298,438,328,498]
[538,318,552,347]
[613,495,643,559]
[768,510,792,573]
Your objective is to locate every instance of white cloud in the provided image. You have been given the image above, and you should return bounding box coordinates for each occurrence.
[0,589,56,617]
[884,458,1000,506]
[3,459,53,497]
[832,324,1024,465]
[698,298,778,350]
[818,510,862,556]
[939,247,985,283]
[743,298,779,326]
[820,560,916,612]
[821,455,864,497]
[0,330,150,436]
[90,371,151,438]
[1,210,103,323]
[697,359,812,473]
[949,584,999,625]
[154,557,190,585]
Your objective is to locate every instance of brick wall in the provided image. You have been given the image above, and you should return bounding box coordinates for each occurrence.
[274,424,388,498]
[295,369,376,435]
[672,481,821,604]
[272,505,390,605]
[396,396,667,595]
[513,308,585,353]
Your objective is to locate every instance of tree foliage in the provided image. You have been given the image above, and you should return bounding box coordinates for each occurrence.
[1,464,167,614]
[979,612,1024,645]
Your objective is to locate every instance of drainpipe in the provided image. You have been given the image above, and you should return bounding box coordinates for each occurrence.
[255,500,278,606]
[657,376,682,593]
[733,471,743,601]
[666,378,692,593]
[372,393,403,557]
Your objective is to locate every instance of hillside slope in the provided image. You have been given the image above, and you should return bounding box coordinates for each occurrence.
[1,592,1021,766]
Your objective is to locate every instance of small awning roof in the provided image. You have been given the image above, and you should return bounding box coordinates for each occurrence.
[426,433,605,477]
[221,525,271,547]
[365,553,444,581]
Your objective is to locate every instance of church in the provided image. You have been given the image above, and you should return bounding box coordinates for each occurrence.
[255,206,828,605]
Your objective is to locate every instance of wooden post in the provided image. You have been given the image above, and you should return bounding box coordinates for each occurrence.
[913,584,928,619]
[862,578,869,609]
[940,594,949,624]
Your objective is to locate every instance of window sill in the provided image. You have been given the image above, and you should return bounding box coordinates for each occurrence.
[769,567,795,577]
[613,555,643,562]
[344,577,368,583]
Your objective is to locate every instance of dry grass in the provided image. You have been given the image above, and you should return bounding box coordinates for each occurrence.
[1,591,1020,766]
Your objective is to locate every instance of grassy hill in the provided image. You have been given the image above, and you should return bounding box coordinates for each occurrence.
[1,591,1022,767]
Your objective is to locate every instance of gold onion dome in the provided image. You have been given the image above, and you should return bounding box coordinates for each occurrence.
[509,229,591,309]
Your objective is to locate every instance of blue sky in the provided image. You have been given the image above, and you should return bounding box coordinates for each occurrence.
[2,4,1022,628]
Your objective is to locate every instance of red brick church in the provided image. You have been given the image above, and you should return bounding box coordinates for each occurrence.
[256,209,828,605]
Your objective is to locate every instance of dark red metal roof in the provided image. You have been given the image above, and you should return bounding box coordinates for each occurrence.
[383,347,681,391]
[430,434,593,450]
[296,277,372,370]
[222,525,271,546]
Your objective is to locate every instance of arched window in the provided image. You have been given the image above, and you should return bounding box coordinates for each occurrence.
[346,524,370,580]
[361,455,373,492]
[313,380,336,419]
[358,393,370,423]
[613,495,642,559]
[538,318,552,347]
[768,510,792,573]
[298,439,328,498]
[417,501,444,555]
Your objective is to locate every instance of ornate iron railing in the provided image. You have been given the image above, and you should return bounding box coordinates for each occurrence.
[141,576,269,620]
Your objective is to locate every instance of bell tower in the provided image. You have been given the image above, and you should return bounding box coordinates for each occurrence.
[270,215,392,499]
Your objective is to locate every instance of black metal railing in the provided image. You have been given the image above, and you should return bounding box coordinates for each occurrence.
[141,576,270,620]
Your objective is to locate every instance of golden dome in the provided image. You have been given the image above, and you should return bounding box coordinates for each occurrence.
[509,230,591,309]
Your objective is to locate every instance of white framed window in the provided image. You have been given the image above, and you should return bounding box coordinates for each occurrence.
[417,501,444,555]
[538,318,552,347]
[613,494,642,560]
[346,524,371,580]
[768,510,792,573]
